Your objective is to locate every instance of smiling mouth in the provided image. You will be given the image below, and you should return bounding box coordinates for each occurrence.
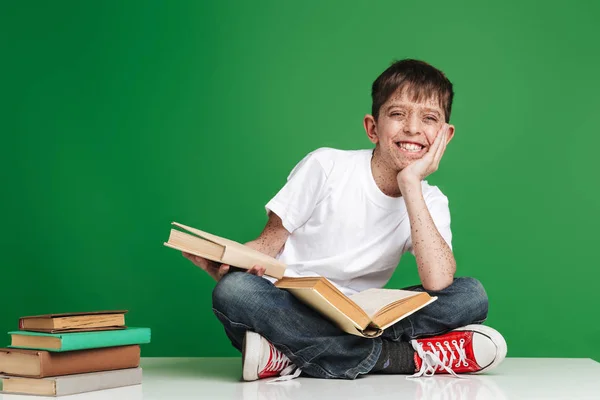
[395,141,425,153]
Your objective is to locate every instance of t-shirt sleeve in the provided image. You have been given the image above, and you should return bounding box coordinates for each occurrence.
[403,188,453,255]
[265,151,328,233]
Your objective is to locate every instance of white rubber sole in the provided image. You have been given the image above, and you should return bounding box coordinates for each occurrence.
[242,331,263,381]
[454,324,508,373]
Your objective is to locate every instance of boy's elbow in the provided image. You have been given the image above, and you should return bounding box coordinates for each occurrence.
[422,273,454,292]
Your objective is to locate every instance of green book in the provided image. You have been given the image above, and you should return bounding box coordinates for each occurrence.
[7,327,151,352]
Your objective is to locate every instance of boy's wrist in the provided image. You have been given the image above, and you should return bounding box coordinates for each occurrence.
[397,176,421,195]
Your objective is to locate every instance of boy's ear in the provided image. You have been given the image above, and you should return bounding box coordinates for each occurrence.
[364,114,379,144]
[446,124,455,144]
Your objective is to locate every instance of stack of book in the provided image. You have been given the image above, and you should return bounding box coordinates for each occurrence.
[0,310,151,397]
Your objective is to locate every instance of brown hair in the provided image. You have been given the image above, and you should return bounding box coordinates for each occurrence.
[371,59,454,122]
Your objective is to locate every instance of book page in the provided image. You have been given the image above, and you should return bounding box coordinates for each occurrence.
[164,230,225,261]
[284,288,368,334]
[349,288,419,319]
[275,278,385,337]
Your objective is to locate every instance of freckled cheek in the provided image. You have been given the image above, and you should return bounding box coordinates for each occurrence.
[425,131,437,145]
[377,125,396,142]
[381,120,405,136]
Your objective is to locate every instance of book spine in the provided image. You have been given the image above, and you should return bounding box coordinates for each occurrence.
[222,246,285,279]
[55,367,143,396]
[38,351,48,377]
[37,345,140,378]
[60,328,151,352]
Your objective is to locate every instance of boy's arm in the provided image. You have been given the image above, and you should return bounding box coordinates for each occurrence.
[183,211,290,281]
[400,181,456,291]
[235,211,290,276]
[397,123,455,291]
[245,211,290,258]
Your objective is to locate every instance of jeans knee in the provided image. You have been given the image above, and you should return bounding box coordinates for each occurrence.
[212,271,257,313]
[454,277,489,322]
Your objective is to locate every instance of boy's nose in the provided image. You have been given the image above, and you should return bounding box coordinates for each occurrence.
[403,114,423,136]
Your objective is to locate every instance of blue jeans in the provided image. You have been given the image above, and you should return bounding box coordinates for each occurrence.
[212,272,488,379]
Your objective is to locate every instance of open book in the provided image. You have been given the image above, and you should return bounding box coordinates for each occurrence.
[275,277,436,338]
[164,223,435,338]
[164,222,286,279]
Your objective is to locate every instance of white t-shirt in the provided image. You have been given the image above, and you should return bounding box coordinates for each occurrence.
[264,147,452,296]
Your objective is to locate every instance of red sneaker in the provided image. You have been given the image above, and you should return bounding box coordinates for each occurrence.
[242,331,300,381]
[410,324,507,377]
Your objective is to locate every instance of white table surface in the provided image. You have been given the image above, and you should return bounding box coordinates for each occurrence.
[1,357,599,399]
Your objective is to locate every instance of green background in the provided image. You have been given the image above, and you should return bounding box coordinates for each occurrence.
[1,1,598,360]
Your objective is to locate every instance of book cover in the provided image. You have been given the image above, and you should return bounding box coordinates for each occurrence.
[19,310,127,333]
[0,345,140,378]
[8,327,151,352]
[0,367,142,396]
[164,221,287,279]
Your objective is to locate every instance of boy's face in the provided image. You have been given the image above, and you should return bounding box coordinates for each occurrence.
[364,90,455,172]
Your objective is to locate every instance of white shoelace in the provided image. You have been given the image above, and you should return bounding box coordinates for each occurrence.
[408,339,468,379]
[265,343,303,384]
[267,364,302,383]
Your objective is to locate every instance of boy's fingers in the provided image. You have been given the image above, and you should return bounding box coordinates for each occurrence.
[247,265,266,276]
[193,256,206,266]
[186,254,215,271]
[433,124,446,147]
[431,125,448,164]
[197,260,208,271]
[424,124,445,162]
[433,129,448,163]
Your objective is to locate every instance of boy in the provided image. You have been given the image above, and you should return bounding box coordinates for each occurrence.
[183,59,507,381]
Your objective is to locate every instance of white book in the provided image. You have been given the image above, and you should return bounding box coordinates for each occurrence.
[0,367,142,396]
